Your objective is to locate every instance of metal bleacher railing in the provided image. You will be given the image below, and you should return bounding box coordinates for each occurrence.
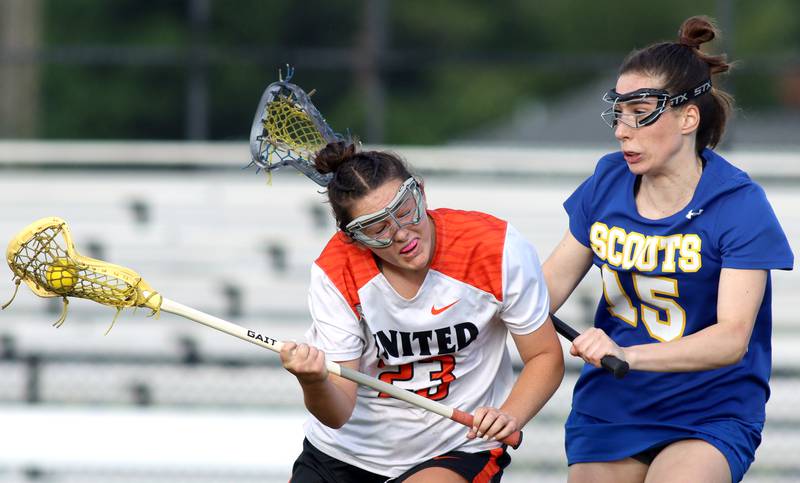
[0,142,797,483]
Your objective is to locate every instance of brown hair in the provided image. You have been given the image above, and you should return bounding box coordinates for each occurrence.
[314,141,415,232]
[619,16,734,154]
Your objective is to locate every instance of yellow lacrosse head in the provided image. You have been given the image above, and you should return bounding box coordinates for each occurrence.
[248,68,339,187]
[4,217,162,322]
[263,95,329,159]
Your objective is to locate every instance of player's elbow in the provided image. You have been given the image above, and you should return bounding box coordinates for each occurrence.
[305,393,356,429]
[323,416,349,430]
[315,407,354,429]
[728,339,749,365]
[716,345,747,367]
[716,323,751,367]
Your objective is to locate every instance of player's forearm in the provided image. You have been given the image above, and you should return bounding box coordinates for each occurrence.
[300,376,356,429]
[500,349,564,427]
[625,321,751,372]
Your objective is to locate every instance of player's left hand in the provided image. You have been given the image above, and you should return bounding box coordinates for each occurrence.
[467,407,519,442]
[570,327,627,368]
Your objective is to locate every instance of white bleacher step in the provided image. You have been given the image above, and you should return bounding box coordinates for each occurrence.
[106,238,330,278]
[118,276,309,316]
[0,205,131,228]
[4,321,181,359]
[161,210,327,238]
[0,173,208,206]
[766,379,800,420]
[0,361,28,401]
[0,405,306,470]
[37,363,302,406]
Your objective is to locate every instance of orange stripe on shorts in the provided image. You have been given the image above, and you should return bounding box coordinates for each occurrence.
[472,447,504,483]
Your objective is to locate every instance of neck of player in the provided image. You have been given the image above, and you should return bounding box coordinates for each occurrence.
[636,147,704,219]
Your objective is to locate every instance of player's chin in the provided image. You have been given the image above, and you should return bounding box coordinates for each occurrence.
[626,161,652,177]
[395,245,429,270]
[395,254,426,272]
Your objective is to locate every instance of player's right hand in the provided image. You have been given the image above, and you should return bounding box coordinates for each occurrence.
[570,327,627,369]
[280,342,329,385]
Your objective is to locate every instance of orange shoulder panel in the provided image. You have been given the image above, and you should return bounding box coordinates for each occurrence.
[428,209,507,302]
[315,232,380,317]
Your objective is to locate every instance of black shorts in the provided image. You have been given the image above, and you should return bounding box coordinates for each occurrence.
[290,439,388,483]
[290,438,511,483]
[390,445,511,482]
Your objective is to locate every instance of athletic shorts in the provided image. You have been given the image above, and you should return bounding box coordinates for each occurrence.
[290,438,511,482]
[389,445,511,482]
[290,439,388,483]
[565,410,763,483]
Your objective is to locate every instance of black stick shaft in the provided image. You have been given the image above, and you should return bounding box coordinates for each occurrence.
[550,313,630,379]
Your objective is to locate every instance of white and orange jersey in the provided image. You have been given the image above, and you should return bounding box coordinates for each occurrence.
[303,208,550,477]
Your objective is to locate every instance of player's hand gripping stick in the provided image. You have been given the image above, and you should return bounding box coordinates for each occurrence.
[550,313,630,379]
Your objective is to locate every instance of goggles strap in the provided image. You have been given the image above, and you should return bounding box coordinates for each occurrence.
[669,79,712,107]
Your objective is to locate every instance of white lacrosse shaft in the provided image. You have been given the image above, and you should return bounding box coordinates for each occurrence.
[156,295,522,449]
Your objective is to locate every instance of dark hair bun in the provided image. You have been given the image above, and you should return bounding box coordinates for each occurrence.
[314,141,358,174]
[678,16,718,49]
[677,15,731,75]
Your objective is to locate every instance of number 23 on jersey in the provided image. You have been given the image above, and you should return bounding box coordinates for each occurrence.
[377,355,456,401]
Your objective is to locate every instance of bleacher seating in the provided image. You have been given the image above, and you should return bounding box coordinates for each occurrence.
[0,149,797,482]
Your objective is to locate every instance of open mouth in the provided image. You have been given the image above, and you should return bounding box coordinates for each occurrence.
[623,151,642,163]
[400,239,418,255]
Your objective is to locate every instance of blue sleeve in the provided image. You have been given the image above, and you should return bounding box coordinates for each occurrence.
[717,184,794,270]
[563,175,595,248]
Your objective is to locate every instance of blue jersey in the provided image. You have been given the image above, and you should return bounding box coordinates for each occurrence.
[564,148,793,426]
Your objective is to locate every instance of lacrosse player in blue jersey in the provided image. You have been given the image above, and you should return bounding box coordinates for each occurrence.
[542,16,793,483]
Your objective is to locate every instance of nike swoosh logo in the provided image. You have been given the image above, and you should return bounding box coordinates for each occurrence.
[431,299,459,315]
[433,455,460,461]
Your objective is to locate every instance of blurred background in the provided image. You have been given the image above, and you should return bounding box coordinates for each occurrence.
[0,0,798,482]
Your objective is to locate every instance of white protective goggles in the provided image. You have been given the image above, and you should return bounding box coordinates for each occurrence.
[601,79,712,129]
[345,177,425,248]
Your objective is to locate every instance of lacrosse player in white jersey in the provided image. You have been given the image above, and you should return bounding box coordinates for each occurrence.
[280,141,563,482]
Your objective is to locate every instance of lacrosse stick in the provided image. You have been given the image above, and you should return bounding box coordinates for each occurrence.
[248,66,342,187]
[3,217,522,448]
[550,313,629,379]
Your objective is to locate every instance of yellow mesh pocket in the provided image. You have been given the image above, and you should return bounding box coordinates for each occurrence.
[263,96,328,159]
[4,217,162,329]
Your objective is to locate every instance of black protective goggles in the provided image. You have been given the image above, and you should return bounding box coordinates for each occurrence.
[601,79,712,128]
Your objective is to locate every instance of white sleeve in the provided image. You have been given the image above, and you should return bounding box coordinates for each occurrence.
[304,263,366,361]
[500,224,551,335]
